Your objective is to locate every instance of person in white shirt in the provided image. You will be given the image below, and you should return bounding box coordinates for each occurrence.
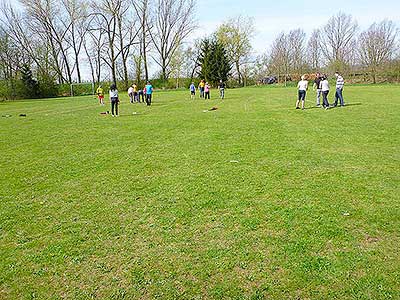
[319,75,330,110]
[296,75,308,110]
[333,72,345,107]
[128,85,134,103]
[109,83,119,116]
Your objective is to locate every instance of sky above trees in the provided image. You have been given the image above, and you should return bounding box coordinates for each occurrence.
[193,0,400,54]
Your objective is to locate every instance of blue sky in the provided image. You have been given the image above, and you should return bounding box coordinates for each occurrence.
[192,0,400,55]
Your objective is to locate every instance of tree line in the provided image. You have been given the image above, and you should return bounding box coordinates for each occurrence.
[0,4,399,100]
[0,0,196,98]
[260,12,399,85]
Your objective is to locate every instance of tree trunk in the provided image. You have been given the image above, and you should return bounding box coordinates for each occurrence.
[142,5,149,82]
[118,17,129,89]
[75,52,82,83]
[235,61,242,86]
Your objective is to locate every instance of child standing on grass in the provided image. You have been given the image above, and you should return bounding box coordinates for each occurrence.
[189,82,196,99]
[204,82,210,99]
[109,83,119,117]
[218,80,225,99]
[145,81,153,106]
[296,75,308,110]
[133,83,139,102]
[138,87,145,103]
[198,80,205,98]
[128,85,134,103]
[96,85,104,105]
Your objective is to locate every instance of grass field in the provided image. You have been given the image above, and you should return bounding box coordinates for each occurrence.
[1,85,399,299]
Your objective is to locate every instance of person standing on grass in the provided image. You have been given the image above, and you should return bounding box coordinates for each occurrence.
[313,72,322,107]
[189,82,196,100]
[109,83,119,117]
[96,85,104,105]
[145,81,153,106]
[296,75,308,110]
[198,80,205,98]
[139,86,145,103]
[218,80,225,99]
[333,72,345,107]
[319,75,330,110]
[128,85,134,103]
[133,83,139,102]
[204,82,210,99]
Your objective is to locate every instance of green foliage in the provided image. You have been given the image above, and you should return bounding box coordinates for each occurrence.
[38,74,59,98]
[20,64,40,98]
[198,38,231,86]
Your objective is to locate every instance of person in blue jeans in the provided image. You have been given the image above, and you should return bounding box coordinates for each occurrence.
[189,82,196,100]
[333,72,345,107]
[145,81,153,106]
[109,83,119,116]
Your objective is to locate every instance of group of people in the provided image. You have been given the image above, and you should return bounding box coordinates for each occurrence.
[190,80,226,100]
[127,82,153,106]
[96,81,154,117]
[296,72,345,110]
[96,73,346,117]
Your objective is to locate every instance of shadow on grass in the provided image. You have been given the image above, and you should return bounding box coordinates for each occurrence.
[329,102,363,109]
[304,102,362,110]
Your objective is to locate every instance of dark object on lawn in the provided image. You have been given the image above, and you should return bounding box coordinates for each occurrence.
[100,111,110,115]
[260,76,277,84]
[19,114,27,117]
[267,76,277,84]
[209,106,218,111]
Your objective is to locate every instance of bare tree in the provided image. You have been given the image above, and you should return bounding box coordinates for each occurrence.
[91,0,121,85]
[149,0,196,82]
[62,0,91,83]
[0,3,55,80]
[320,12,358,71]
[307,29,321,71]
[168,45,185,88]
[19,0,74,83]
[359,20,398,83]
[179,39,202,82]
[288,28,306,76]
[215,15,254,86]
[269,32,290,85]
[132,0,152,82]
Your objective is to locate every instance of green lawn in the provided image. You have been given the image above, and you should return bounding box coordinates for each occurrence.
[1,85,399,299]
